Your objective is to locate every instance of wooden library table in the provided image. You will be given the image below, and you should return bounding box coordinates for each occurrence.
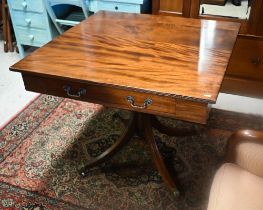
[10,11,240,196]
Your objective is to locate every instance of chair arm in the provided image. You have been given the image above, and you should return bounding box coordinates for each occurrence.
[225,129,263,177]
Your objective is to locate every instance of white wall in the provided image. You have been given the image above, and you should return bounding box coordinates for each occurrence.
[213,93,263,116]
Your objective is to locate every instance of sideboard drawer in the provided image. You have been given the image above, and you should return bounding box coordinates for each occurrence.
[12,11,47,29]
[10,0,44,13]
[227,36,263,81]
[16,27,50,46]
[22,74,209,124]
[97,1,141,13]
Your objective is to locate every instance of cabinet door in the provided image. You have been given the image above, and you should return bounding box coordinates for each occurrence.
[256,2,263,36]
[191,0,262,35]
[152,0,191,17]
[226,36,263,81]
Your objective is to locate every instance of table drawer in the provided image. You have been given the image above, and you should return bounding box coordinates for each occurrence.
[227,36,263,81]
[9,0,44,13]
[22,74,209,124]
[16,27,50,46]
[97,1,141,13]
[12,11,47,29]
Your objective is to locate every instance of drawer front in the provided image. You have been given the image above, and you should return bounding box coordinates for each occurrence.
[89,0,99,12]
[12,11,47,29]
[97,1,141,13]
[227,36,263,81]
[16,27,50,47]
[9,0,44,13]
[22,74,209,124]
[101,0,143,4]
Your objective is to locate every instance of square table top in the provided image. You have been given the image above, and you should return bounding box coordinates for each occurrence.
[10,11,240,103]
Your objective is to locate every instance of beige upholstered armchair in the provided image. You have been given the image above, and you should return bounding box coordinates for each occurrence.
[207,130,263,210]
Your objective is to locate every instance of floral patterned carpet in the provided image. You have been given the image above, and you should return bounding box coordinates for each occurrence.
[0,94,263,210]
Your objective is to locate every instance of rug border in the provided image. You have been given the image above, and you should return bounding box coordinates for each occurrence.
[0,94,40,131]
[0,181,88,210]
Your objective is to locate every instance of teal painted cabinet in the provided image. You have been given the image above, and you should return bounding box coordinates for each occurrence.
[90,0,144,13]
[8,0,145,57]
[7,0,58,57]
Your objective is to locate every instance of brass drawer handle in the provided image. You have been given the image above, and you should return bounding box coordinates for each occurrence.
[29,35,34,41]
[25,18,31,26]
[22,2,27,9]
[63,85,87,98]
[127,96,153,109]
[251,57,261,65]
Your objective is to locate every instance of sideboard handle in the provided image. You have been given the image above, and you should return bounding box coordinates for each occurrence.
[63,85,87,98]
[127,96,152,109]
[251,57,261,65]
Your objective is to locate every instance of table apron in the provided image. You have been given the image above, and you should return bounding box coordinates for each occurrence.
[22,74,210,124]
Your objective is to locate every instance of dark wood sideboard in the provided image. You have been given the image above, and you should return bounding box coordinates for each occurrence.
[1,0,15,53]
[152,0,263,99]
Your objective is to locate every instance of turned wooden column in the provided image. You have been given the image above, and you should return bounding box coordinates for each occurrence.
[1,0,14,53]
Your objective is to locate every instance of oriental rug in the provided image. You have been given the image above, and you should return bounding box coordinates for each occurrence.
[0,94,263,210]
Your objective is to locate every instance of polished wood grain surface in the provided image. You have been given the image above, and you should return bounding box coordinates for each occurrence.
[10,11,240,103]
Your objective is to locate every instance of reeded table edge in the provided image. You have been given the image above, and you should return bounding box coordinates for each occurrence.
[10,67,215,104]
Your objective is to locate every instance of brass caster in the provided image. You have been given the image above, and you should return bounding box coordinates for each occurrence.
[173,188,180,197]
[80,171,86,177]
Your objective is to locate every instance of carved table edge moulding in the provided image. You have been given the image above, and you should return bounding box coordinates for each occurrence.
[9,11,240,196]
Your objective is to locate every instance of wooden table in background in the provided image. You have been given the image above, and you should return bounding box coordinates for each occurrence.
[10,11,240,196]
[1,0,14,53]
